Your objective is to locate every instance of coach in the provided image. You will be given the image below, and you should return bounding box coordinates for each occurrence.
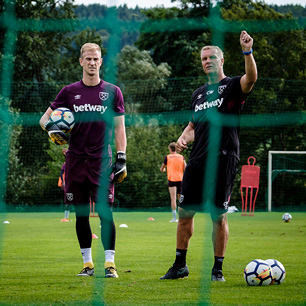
[160,31,257,281]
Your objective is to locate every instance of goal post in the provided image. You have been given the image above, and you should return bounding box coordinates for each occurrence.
[268,151,306,212]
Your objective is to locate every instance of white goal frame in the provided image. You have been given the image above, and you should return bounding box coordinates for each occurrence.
[268,151,306,212]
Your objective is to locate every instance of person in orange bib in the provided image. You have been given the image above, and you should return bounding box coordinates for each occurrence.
[160,142,186,222]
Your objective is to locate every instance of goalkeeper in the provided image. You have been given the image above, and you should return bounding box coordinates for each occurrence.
[160,31,257,281]
[40,43,127,278]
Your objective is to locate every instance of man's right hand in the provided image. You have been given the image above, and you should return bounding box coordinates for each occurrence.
[176,137,188,153]
[44,121,69,145]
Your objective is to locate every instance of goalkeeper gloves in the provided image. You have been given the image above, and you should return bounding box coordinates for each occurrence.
[112,152,127,184]
[44,120,69,145]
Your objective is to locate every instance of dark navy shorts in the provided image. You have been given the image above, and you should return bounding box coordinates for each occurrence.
[168,181,182,194]
[179,154,238,214]
[65,156,114,205]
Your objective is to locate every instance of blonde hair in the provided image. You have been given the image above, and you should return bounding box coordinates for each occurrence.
[201,46,224,59]
[80,43,101,59]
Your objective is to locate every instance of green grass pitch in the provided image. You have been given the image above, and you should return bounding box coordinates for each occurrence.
[0,211,305,305]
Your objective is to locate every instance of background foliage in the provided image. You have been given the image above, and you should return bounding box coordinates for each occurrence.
[1,0,306,211]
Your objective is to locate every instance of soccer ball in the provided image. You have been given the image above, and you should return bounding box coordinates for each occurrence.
[244,259,273,286]
[282,213,292,223]
[50,107,75,133]
[265,259,286,285]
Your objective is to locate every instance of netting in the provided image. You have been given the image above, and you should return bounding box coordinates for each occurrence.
[269,152,306,211]
[1,1,306,306]
[2,2,306,213]
[2,77,306,211]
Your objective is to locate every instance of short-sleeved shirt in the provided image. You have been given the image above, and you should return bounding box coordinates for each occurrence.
[189,76,249,162]
[163,153,185,182]
[50,80,124,159]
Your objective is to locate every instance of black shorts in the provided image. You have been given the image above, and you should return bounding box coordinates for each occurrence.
[168,181,182,194]
[179,154,238,214]
[65,156,114,205]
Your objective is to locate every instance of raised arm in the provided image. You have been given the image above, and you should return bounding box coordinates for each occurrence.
[176,121,195,153]
[240,31,257,94]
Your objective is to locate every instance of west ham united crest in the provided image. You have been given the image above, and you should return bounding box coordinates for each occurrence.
[66,193,73,201]
[218,85,227,94]
[99,92,109,101]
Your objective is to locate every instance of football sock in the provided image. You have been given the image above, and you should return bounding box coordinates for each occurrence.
[172,210,177,220]
[65,210,69,219]
[213,256,224,270]
[75,204,92,249]
[174,249,187,267]
[101,219,116,250]
[105,250,115,263]
[81,248,93,266]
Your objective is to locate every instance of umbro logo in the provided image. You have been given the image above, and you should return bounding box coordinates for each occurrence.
[206,90,214,95]
[75,95,81,100]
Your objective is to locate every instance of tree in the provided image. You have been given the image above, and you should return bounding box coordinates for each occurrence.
[117,45,171,113]
[134,0,306,209]
[1,0,76,206]
[54,28,106,82]
[74,4,147,49]
[0,0,76,83]
[115,118,188,209]
[269,4,306,18]
[136,6,211,77]
[136,0,306,80]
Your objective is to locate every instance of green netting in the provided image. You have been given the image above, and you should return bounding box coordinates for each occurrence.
[271,153,306,210]
[1,1,306,305]
[1,77,306,211]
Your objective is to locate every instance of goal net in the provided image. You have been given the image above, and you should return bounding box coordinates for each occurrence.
[268,151,306,212]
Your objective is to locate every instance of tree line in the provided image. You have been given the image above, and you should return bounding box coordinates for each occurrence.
[1,0,306,211]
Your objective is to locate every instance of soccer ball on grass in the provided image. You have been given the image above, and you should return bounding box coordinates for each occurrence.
[50,107,75,133]
[244,259,273,286]
[282,213,292,223]
[265,259,286,285]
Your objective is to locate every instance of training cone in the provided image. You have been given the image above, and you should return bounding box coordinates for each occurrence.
[147,217,155,221]
[92,234,98,239]
[119,224,128,228]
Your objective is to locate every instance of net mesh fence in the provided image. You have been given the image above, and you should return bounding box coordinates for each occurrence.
[271,152,306,211]
[1,1,306,306]
[1,77,306,211]
[1,2,306,212]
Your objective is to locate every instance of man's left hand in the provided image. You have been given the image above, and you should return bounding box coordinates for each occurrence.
[113,152,127,184]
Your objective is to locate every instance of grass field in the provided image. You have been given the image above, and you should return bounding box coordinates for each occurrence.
[0,211,305,306]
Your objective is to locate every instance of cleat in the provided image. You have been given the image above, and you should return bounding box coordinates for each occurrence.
[105,262,119,278]
[169,219,178,222]
[77,266,94,276]
[211,268,225,281]
[61,218,69,222]
[160,264,189,279]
